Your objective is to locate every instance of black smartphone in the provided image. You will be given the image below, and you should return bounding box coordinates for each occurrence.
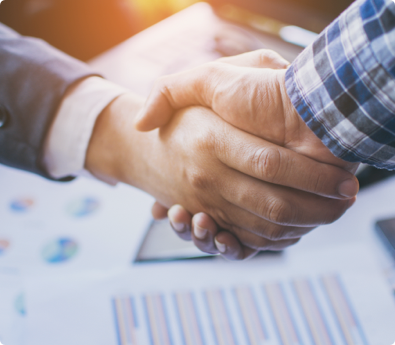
[375,217,395,259]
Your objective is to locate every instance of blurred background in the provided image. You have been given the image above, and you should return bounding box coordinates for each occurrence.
[0,0,353,60]
[1,0,387,187]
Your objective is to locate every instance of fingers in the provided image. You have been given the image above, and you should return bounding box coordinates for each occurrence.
[218,169,353,229]
[151,201,169,220]
[168,207,253,261]
[134,49,289,132]
[191,213,258,261]
[214,123,359,199]
[226,225,302,251]
[214,232,259,260]
[190,213,221,255]
[168,205,192,241]
[217,49,290,69]
[167,205,303,260]
[134,67,212,132]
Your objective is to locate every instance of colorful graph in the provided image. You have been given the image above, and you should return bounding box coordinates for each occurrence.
[113,275,370,345]
[322,275,368,345]
[234,286,268,345]
[113,296,139,345]
[67,197,100,218]
[42,238,78,264]
[265,283,301,345]
[174,292,204,345]
[10,198,34,212]
[293,279,334,345]
[0,239,9,256]
[143,294,173,345]
[204,289,237,345]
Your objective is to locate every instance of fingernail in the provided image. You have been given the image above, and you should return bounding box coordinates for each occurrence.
[194,225,207,240]
[215,238,227,254]
[170,221,185,233]
[338,179,359,198]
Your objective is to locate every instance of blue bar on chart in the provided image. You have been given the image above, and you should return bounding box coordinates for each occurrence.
[112,274,371,345]
[321,275,368,345]
[143,294,173,345]
[113,296,139,345]
[293,279,334,345]
[173,291,205,345]
[233,286,269,345]
[264,283,302,345]
[204,289,238,345]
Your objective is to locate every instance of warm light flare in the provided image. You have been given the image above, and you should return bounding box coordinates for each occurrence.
[130,0,199,25]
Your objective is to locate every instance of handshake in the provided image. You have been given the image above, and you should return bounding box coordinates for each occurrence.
[86,50,359,260]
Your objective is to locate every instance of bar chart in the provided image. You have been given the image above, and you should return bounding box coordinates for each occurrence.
[112,275,369,345]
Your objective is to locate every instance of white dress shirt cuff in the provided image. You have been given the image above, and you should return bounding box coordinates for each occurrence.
[43,76,128,180]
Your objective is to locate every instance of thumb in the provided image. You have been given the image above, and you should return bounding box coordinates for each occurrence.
[134,49,289,132]
[218,49,290,69]
[151,201,169,220]
[134,86,175,132]
[134,67,213,132]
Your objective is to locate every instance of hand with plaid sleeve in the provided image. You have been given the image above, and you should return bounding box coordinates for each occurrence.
[286,0,395,170]
[135,0,395,259]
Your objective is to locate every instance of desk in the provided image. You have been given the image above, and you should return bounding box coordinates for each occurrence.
[2,3,395,345]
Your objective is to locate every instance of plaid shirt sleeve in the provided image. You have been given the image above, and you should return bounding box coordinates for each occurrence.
[285,0,395,170]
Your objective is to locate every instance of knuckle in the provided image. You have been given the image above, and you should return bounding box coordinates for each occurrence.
[309,170,328,194]
[188,169,213,192]
[266,225,287,241]
[213,208,234,229]
[250,147,283,182]
[153,76,174,104]
[264,197,292,224]
[154,76,169,93]
[259,49,279,62]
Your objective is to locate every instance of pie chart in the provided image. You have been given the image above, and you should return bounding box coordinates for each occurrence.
[67,197,100,218]
[0,239,9,256]
[10,198,34,212]
[14,293,26,316]
[42,238,78,264]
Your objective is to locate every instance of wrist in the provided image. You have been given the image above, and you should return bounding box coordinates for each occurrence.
[276,69,359,172]
[85,93,146,185]
[275,69,304,143]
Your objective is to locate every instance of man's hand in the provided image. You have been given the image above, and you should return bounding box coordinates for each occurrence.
[135,49,357,173]
[133,49,360,259]
[86,92,357,260]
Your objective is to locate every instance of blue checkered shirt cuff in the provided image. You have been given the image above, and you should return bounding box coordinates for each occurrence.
[286,0,395,170]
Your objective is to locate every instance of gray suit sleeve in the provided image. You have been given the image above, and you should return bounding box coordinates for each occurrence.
[0,23,97,179]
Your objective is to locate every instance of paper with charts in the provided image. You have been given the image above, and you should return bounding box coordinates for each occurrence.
[26,245,395,345]
[0,164,154,274]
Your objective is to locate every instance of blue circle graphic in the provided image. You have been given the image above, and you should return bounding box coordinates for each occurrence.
[67,197,100,218]
[10,198,34,212]
[42,238,78,264]
[15,293,26,316]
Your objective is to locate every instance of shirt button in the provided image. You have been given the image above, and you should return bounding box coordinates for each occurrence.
[0,106,9,128]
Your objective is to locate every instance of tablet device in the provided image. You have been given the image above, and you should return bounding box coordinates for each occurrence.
[375,217,395,259]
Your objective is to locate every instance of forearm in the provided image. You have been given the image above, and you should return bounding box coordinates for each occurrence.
[286,0,395,169]
[42,77,128,181]
[0,23,96,177]
[85,93,155,189]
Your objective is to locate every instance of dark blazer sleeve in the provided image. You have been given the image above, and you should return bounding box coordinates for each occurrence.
[0,23,97,179]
